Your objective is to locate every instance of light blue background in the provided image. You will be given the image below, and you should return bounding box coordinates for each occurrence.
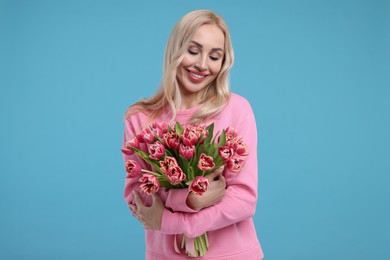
[1,1,389,259]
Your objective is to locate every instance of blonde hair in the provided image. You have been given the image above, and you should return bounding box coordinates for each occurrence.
[127,10,234,124]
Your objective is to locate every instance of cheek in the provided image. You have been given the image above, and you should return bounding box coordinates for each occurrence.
[209,62,223,76]
[180,54,194,68]
[177,60,189,79]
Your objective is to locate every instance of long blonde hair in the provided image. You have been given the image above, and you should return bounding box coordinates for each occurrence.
[127,10,234,124]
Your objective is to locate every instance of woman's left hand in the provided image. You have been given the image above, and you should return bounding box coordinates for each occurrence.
[129,191,164,230]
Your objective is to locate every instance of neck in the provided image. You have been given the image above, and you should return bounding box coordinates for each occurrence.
[180,98,199,109]
[180,90,205,109]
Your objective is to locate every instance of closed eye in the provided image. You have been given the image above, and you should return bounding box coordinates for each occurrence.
[188,49,198,55]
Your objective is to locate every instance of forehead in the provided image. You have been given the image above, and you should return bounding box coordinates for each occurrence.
[191,24,225,50]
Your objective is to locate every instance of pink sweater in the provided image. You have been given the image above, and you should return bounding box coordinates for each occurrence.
[123,93,264,260]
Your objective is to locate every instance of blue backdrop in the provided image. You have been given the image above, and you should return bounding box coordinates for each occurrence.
[1,1,389,259]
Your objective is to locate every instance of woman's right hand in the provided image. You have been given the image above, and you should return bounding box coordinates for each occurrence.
[186,167,226,211]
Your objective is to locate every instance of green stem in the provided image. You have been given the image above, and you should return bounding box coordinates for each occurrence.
[181,234,186,249]
[141,169,160,177]
[196,237,202,256]
[201,236,206,256]
[195,237,200,257]
[204,233,209,249]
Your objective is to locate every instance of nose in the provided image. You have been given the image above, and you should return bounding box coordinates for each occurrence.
[194,55,207,71]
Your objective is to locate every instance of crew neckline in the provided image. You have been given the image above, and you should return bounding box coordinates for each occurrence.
[176,103,202,118]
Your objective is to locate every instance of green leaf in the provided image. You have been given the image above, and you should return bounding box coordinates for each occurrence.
[174,122,184,136]
[188,165,195,180]
[218,130,226,146]
[178,155,189,172]
[141,169,161,177]
[204,123,214,144]
[165,149,174,157]
[211,130,220,144]
[155,135,164,143]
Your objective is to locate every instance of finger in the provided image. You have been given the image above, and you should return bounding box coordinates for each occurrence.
[209,166,225,180]
[217,175,227,188]
[214,166,225,174]
[128,205,141,219]
[151,193,157,204]
[136,215,144,223]
[208,170,220,180]
[218,174,226,183]
[130,209,143,222]
[133,191,144,209]
[219,175,226,189]
[210,175,226,189]
[151,193,162,204]
[128,204,136,214]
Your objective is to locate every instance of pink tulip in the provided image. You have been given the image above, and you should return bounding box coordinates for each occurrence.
[225,139,238,152]
[182,125,199,146]
[126,137,139,149]
[140,128,156,144]
[189,176,209,195]
[150,122,168,138]
[225,126,239,141]
[136,131,145,143]
[218,146,234,161]
[139,174,160,194]
[195,125,208,144]
[163,132,180,150]
[147,141,165,160]
[235,137,249,156]
[121,148,133,155]
[166,165,186,183]
[159,156,179,174]
[121,137,140,155]
[125,160,141,177]
[226,156,245,172]
[179,144,195,159]
[197,153,215,171]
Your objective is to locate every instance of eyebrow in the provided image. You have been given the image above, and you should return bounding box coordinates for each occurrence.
[190,40,224,53]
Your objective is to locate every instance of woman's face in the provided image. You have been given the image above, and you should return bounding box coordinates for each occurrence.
[176,24,225,109]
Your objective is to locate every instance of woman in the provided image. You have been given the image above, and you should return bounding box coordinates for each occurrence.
[122,10,264,260]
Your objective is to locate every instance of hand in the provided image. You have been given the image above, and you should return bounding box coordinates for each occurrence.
[128,191,164,230]
[186,167,226,211]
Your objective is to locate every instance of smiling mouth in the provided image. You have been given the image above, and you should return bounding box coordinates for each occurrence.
[186,69,208,81]
[191,73,204,79]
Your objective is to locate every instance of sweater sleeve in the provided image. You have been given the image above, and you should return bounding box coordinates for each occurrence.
[160,110,259,238]
[165,188,197,213]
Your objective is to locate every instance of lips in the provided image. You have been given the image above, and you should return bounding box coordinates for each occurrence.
[186,69,208,83]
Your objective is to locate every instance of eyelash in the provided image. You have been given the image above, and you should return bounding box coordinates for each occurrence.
[188,49,220,61]
[188,49,198,55]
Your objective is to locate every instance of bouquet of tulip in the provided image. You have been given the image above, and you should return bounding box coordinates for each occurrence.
[122,121,248,257]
